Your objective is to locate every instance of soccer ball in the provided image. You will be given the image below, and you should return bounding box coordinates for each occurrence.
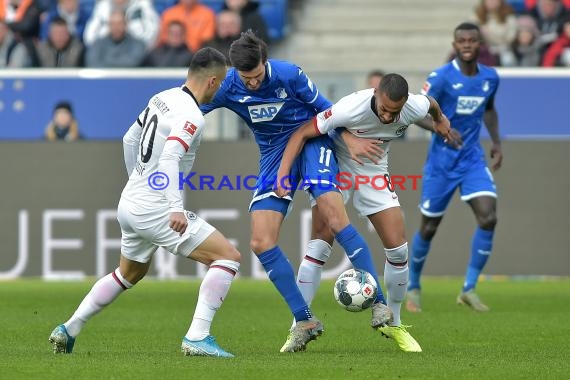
[333,268,378,312]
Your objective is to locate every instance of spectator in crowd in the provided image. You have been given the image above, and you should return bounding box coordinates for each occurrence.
[366,69,385,88]
[223,0,268,43]
[1,0,43,65]
[45,101,81,141]
[525,0,570,11]
[39,0,89,42]
[501,15,543,66]
[159,0,215,53]
[205,10,241,59]
[528,0,569,55]
[0,0,42,38]
[83,0,159,49]
[0,18,32,66]
[85,9,146,67]
[36,15,83,66]
[142,20,192,67]
[472,0,518,64]
[542,14,570,65]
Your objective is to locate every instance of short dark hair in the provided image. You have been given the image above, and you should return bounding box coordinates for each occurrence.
[228,30,268,71]
[188,47,228,75]
[379,73,408,101]
[454,22,481,38]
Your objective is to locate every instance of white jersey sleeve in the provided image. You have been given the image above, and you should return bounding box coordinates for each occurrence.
[158,119,203,212]
[123,121,143,176]
[400,93,430,125]
[314,96,361,135]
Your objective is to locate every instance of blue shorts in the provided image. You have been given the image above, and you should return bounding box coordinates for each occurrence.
[249,135,340,214]
[419,159,497,217]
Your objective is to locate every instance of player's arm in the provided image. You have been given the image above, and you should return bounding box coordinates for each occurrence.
[122,119,143,175]
[275,119,321,197]
[158,118,202,234]
[338,128,385,165]
[425,96,461,147]
[483,96,502,171]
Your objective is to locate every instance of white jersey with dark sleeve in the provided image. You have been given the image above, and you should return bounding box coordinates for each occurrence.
[120,86,204,212]
[314,88,430,163]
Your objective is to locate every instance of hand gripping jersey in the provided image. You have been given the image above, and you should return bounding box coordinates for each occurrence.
[421,59,499,176]
[121,86,204,212]
[314,89,430,170]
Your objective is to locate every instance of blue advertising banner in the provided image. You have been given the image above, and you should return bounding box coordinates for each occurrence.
[0,68,568,140]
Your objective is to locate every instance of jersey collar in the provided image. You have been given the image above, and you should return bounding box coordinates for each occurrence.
[182,85,199,107]
[370,95,379,117]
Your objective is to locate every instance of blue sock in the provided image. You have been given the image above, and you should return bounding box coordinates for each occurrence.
[408,232,431,291]
[463,227,494,292]
[258,246,312,322]
[335,224,386,304]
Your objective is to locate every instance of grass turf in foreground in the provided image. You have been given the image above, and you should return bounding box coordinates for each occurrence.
[1,278,569,379]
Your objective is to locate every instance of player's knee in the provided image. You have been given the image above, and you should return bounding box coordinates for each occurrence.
[477,212,497,230]
[226,245,241,263]
[420,220,440,240]
[385,242,408,264]
[250,235,276,254]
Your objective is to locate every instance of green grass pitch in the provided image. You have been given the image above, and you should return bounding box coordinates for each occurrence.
[2,278,569,379]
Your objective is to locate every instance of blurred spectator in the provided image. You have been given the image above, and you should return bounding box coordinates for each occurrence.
[0,18,32,66]
[204,10,241,59]
[528,0,569,54]
[159,0,215,53]
[45,101,81,141]
[39,0,89,42]
[83,0,159,49]
[366,69,385,89]
[36,15,83,66]
[472,0,518,63]
[142,20,192,67]
[542,14,570,65]
[85,9,146,67]
[0,0,42,38]
[1,0,43,65]
[501,15,543,66]
[223,0,268,43]
[525,0,570,10]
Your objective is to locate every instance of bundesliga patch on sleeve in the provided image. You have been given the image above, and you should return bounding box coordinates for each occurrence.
[421,82,431,95]
[183,121,198,136]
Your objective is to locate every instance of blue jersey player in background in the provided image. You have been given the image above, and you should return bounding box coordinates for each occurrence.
[406,22,503,313]
[201,31,393,352]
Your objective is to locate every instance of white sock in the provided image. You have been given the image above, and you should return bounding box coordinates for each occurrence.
[290,239,332,329]
[297,239,332,305]
[64,268,132,337]
[384,243,409,327]
[185,260,239,341]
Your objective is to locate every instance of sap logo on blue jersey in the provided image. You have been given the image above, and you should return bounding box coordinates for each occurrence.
[248,102,284,122]
[456,96,485,115]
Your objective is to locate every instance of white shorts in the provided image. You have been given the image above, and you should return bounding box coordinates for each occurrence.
[117,199,215,263]
[313,153,400,217]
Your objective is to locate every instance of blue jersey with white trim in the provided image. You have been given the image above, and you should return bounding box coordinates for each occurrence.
[421,60,499,175]
[200,59,332,157]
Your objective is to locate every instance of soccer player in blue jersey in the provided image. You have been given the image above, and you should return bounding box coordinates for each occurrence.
[201,31,393,352]
[406,22,503,313]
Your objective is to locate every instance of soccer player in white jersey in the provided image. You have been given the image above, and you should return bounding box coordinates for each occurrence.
[275,73,458,352]
[48,47,241,358]
[407,23,502,313]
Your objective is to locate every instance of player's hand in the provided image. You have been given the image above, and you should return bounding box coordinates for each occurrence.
[434,117,462,148]
[275,174,292,198]
[169,212,188,235]
[342,132,384,165]
[490,143,503,171]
